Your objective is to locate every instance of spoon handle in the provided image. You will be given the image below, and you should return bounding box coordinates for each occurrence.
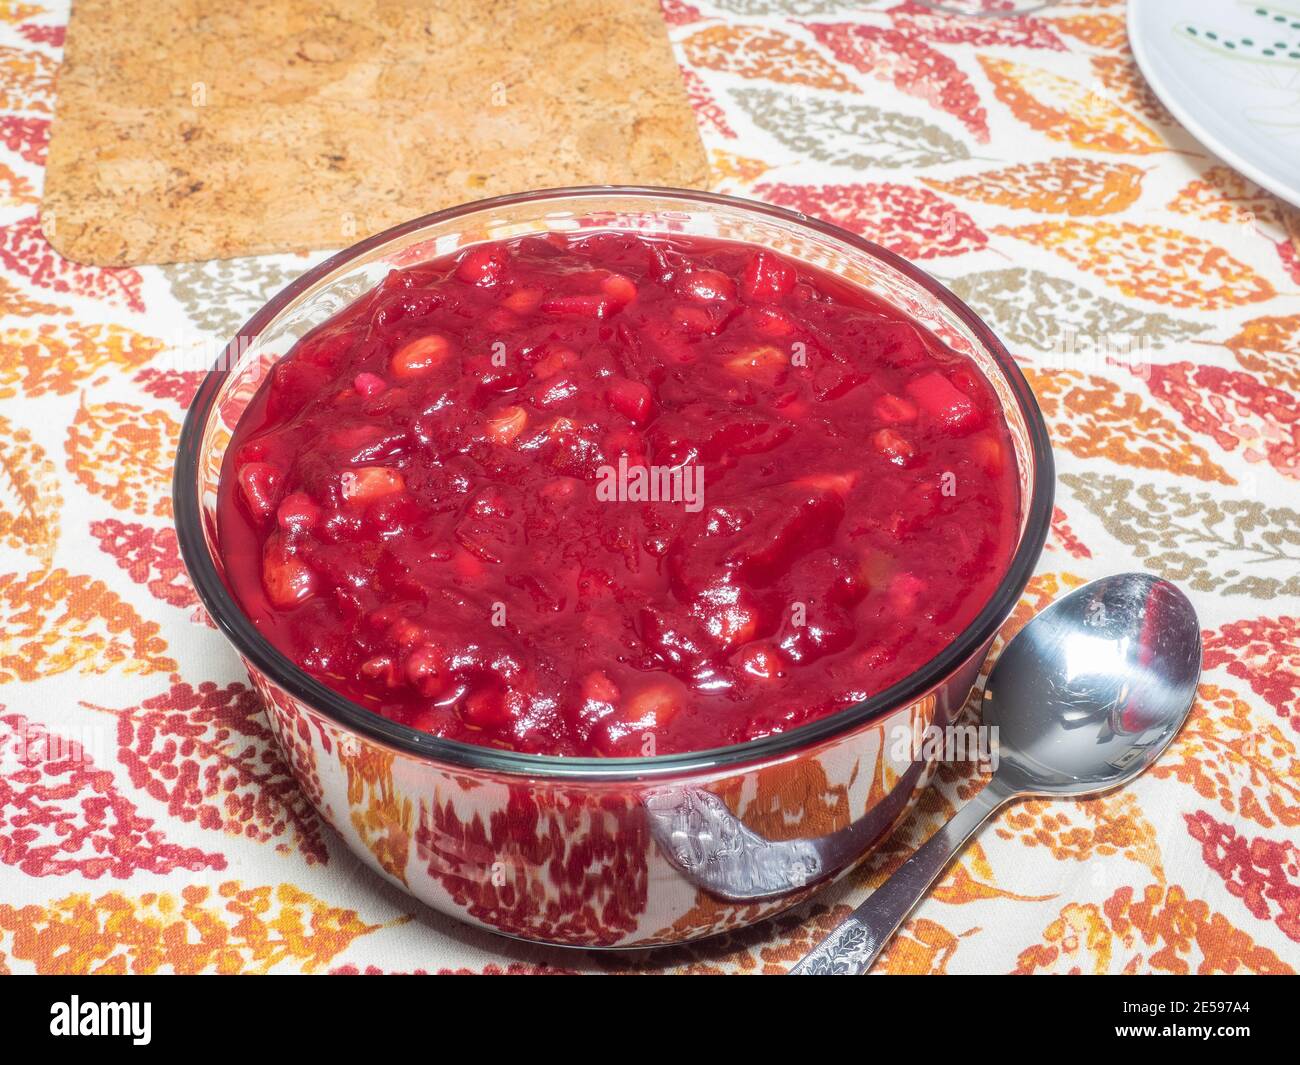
[789,778,1015,975]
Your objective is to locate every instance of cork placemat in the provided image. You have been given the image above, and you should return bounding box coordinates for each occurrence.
[41,0,709,266]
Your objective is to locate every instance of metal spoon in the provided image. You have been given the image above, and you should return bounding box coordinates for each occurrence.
[790,572,1201,976]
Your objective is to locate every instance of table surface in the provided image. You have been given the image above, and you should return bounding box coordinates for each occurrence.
[1,0,1296,975]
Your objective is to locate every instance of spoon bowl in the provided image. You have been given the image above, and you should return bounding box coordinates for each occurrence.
[984,572,1202,796]
[791,572,1201,975]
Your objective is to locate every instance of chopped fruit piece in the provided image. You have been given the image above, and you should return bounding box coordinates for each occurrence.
[462,684,512,728]
[405,643,449,698]
[486,406,528,444]
[601,272,638,303]
[532,344,579,378]
[725,344,788,385]
[238,461,282,521]
[798,472,856,496]
[735,643,782,680]
[858,550,894,592]
[872,428,915,467]
[973,433,1005,475]
[353,371,387,397]
[359,654,397,686]
[622,683,682,728]
[503,287,543,313]
[678,268,736,302]
[670,303,713,334]
[873,393,917,424]
[340,466,405,504]
[531,373,578,410]
[391,334,450,379]
[905,371,982,432]
[888,572,926,615]
[456,245,507,286]
[704,596,759,650]
[276,491,320,532]
[219,230,1020,758]
[604,378,654,425]
[262,534,315,608]
[752,305,795,337]
[582,670,620,704]
[740,249,796,302]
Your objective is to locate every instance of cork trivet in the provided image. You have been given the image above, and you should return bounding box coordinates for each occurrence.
[42,0,709,266]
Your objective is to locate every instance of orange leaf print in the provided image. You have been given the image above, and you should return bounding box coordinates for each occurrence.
[340,743,413,885]
[0,3,44,23]
[1169,166,1300,286]
[65,398,179,518]
[0,882,382,974]
[0,413,60,568]
[709,148,770,188]
[978,55,1166,154]
[1222,313,1300,393]
[922,158,1146,216]
[995,791,1163,878]
[931,850,1056,905]
[1152,683,1300,831]
[0,276,70,318]
[1050,13,1127,51]
[1015,885,1293,974]
[1024,367,1234,484]
[0,44,55,113]
[1088,54,1174,128]
[0,568,176,682]
[1168,164,1282,227]
[682,25,858,93]
[876,918,971,975]
[0,322,165,400]
[0,159,34,206]
[993,221,1276,309]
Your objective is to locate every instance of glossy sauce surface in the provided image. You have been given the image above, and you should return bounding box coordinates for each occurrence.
[218,232,1020,756]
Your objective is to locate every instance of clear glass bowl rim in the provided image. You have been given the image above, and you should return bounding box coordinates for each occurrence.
[173,184,1055,781]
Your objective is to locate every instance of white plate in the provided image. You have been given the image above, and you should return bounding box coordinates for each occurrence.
[1129,0,1300,208]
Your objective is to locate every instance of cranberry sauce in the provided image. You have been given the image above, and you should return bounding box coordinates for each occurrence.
[218,232,1020,756]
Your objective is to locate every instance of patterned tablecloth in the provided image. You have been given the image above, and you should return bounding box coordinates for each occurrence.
[0,0,1296,975]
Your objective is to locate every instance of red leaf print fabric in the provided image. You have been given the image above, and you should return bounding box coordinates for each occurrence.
[1142,362,1300,480]
[801,21,989,142]
[90,681,328,864]
[0,115,48,166]
[0,0,1297,974]
[679,66,735,141]
[886,1,1066,51]
[90,519,198,610]
[0,712,225,878]
[1204,617,1300,732]
[1186,811,1300,942]
[755,181,987,258]
[133,368,205,408]
[0,215,145,312]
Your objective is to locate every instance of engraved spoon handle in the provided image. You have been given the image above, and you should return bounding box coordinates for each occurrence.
[790,778,1015,975]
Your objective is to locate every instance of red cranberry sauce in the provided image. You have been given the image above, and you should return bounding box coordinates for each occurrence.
[218,232,1020,756]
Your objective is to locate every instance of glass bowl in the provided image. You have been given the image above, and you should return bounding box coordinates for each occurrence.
[174,186,1053,947]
